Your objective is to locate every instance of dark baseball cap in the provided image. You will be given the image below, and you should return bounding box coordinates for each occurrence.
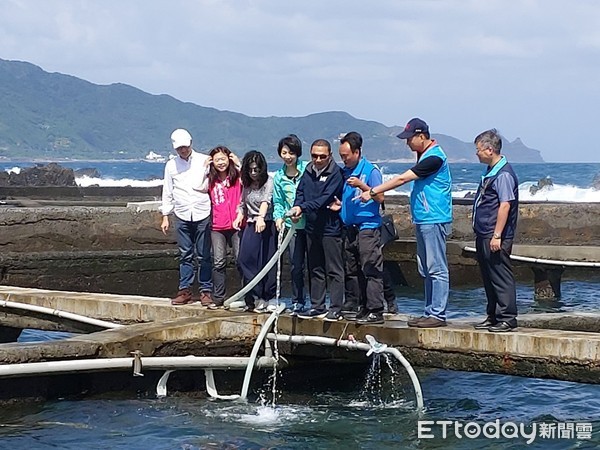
[396,118,429,139]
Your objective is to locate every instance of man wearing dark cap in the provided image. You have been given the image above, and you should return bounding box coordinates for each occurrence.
[358,118,452,328]
[472,129,519,332]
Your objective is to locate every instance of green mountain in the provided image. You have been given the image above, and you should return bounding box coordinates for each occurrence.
[0,58,544,162]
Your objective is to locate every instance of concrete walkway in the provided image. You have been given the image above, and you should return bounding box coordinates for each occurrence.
[1,285,599,384]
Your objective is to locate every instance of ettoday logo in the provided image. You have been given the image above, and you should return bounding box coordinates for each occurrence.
[418,420,593,444]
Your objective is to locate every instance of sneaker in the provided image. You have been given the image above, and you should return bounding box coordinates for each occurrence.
[411,317,447,328]
[323,310,344,322]
[266,299,279,312]
[343,307,369,321]
[254,298,267,313]
[357,312,384,325]
[341,308,358,320]
[356,306,369,320]
[407,316,427,327]
[207,301,224,310]
[297,309,327,319]
[171,288,193,305]
[289,303,305,316]
[386,302,398,314]
[226,300,246,311]
[199,291,213,307]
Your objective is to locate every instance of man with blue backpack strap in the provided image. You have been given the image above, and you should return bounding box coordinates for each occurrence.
[358,118,452,328]
[333,131,386,324]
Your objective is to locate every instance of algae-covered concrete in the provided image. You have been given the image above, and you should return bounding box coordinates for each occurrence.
[2,202,600,296]
[3,202,600,253]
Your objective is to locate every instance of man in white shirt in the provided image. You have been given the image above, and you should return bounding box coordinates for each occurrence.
[160,128,213,306]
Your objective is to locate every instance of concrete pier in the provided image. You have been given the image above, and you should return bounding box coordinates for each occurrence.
[2,202,600,297]
[1,285,599,401]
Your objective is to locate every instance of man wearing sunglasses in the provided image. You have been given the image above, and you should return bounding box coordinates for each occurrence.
[288,139,345,320]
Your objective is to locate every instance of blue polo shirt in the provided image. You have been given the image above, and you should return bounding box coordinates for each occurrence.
[341,157,382,230]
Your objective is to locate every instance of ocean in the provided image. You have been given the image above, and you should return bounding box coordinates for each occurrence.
[3,160,600,202]
[1,160,600,448]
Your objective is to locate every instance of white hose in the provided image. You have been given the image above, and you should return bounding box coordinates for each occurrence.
[0,355,278,378]
[224,224,295,307]
[0,297,123,329]
[463,246,600,267]
[266,332,424,411]
[239,304,286,400]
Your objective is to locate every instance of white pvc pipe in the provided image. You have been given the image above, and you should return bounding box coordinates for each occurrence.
[224,225,295,307]
[0,297,124,329]
[266,333,424,411]
[463,246,600,267]
[239,304,286,400]
[0,355,277,378]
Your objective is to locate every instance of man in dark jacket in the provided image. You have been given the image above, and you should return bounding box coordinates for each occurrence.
[289,139,345,319]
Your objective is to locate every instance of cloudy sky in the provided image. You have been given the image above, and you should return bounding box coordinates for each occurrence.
[2,0,599,162]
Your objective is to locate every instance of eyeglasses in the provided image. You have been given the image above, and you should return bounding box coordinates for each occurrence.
[311,153,329,160]
[249,167,260,173]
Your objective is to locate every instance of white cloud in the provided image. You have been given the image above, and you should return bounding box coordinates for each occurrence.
[1,0,600,160]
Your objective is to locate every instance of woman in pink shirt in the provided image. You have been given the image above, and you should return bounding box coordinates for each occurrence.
[206,146,242,308]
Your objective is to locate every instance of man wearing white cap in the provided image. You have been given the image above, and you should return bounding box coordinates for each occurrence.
[160,128,213,306]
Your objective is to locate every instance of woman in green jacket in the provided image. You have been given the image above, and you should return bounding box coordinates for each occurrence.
[273,134,308,315]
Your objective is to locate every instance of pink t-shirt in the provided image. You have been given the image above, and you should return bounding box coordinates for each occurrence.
[209,177,242,231]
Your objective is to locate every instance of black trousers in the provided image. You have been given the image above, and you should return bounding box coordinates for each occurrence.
[306,234,344,313]
[238,222,277,306]
[475,236,518,327]
[343,227,385,313]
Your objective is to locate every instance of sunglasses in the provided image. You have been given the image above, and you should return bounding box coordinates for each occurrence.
[311,153,329,160]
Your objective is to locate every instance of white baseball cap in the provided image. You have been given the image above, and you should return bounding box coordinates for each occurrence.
[171,128,192,149]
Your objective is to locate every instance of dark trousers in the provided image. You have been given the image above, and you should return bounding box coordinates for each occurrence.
[306,234,344,313]
[475,236,518,327]
[382,266,397,311]
[238,221,277,306]
[343,227,385,312]
[211,229,240,304]
[287,229,307,305]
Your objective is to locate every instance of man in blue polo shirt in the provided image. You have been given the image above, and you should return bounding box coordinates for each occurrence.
[358,118,452,328]
[335,131,386,324]
[472,129,519,332]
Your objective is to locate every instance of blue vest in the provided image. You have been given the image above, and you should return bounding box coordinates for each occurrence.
[410,145,452,224]
[341,157,382,229]
[473,156,519,239]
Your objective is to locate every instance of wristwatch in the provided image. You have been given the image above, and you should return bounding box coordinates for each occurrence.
[492,232,501,239]
[369,188,377,197]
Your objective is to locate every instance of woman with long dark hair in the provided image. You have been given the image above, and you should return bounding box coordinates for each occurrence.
[233,150,277,312]
[206,146,242,308]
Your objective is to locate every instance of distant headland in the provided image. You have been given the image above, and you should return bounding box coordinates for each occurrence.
[0,58,544,163]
